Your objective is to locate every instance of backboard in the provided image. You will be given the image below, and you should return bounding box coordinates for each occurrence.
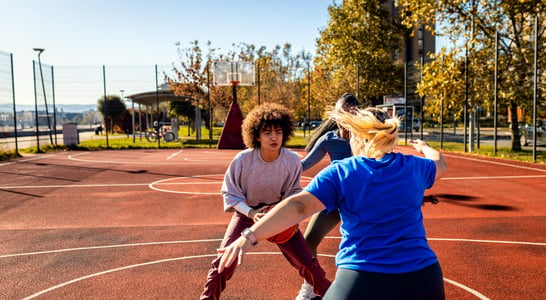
[213,61,255,86]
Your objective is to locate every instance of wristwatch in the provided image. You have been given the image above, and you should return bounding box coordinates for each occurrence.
[241,228,258,246]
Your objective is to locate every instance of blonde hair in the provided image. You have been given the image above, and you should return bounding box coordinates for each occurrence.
[327,107,399,159]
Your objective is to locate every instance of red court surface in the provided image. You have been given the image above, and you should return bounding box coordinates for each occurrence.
[0,147,545,300]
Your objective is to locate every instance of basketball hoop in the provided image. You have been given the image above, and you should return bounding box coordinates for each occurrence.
[228,71,241,86]
[213,61,255,86]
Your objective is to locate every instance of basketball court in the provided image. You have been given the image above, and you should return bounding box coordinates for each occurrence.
[0,147,545,299]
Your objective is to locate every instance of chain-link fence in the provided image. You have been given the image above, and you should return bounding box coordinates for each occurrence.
[0,50,18,152]
[0,58,187,152]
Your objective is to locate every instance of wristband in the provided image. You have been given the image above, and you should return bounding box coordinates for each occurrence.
[241,228,258,246]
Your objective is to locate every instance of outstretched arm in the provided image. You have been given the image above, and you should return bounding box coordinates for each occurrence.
[301,137,328,171]
[218,191,325,272]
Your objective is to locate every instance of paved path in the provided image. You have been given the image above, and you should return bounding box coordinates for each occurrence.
[0,129,130,151]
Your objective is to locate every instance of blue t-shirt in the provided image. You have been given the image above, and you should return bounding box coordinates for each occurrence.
[305,152,438,274]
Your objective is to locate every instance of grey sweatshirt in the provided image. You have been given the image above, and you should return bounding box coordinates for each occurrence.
[222,147,303,212]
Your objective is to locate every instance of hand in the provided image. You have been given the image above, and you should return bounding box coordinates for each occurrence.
[410,139,430,154]
[422,195,440,206]
[249,207,267,223]
[218,236,252,273]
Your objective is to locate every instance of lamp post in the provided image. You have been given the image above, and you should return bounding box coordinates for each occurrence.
[33,48,53,145]
[307,62,311,137]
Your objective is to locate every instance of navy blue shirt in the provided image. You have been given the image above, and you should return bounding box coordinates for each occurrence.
[301,130,352,171]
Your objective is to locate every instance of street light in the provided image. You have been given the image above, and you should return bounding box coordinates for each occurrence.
[33,48,53,145]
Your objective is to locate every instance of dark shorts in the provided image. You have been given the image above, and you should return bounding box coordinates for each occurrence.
[324,263,445,300]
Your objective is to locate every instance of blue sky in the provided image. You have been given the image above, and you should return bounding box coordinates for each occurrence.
[0,0,333,105]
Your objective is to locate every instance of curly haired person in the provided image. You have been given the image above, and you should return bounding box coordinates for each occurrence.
[199,103,331,300]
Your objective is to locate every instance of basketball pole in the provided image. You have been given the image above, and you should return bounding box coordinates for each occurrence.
[232,82,237,104]
[215,61,252,149]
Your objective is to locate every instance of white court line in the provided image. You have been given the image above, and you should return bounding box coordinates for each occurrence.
[0,174,541,190]
[20,253,217,300]
[443,278,490,300]
[0,153,59,167]
[0,183,150,189]
[442,153,546,173]
[441,174,546,180]
[427,238,546,246]
[0,178,230,190]
[147,175,313,195]
[0,175,227,190]
[0,239,223,258]
[4,237,542,259]
[67,152,226,165]
[148,175,225,195]
[166,150,184,160]
[18,251,490,300]
[325,236,546,246]
[0,173,540,190]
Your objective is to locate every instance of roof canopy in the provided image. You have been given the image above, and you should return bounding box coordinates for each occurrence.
[125,90,190,106]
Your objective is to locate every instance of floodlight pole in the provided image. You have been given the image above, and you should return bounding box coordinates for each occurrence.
[307,63,311,137]
[532,16,538,162]
[34,48,53,145]
[494,31,498,155]
[10,53,19,155]
[207,62,212,148]
[51,66,57,145]
[155,64,160,148]
[32,61,41,152]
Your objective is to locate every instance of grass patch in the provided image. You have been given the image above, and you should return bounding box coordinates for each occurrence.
[75,136,185,150]
[0,148,22,160]
[398,140,546,164]
[73,129,309,150]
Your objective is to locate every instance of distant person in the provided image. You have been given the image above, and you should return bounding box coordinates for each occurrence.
[95,123,103,135]
[153,121,162,131]
[218,107,448,300]
[199,103,331,300]
[297,93,358,299]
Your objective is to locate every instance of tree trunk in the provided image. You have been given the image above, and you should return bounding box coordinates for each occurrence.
[509,101,522,151]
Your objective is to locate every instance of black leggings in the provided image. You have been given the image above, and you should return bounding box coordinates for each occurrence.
[324,263,445,300]
[303,210,341,257]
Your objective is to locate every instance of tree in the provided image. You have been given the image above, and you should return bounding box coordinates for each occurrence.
[97,95,126,133]
[313,0,407,107]
[166,40,211,131]
[398,0,546,150]
[415,48,466,124]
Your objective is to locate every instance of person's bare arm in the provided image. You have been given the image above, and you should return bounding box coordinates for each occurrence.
[218,191,325,272]
[410,139,448,180]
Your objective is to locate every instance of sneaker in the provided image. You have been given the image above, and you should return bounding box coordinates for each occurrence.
[295,281,321,300]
